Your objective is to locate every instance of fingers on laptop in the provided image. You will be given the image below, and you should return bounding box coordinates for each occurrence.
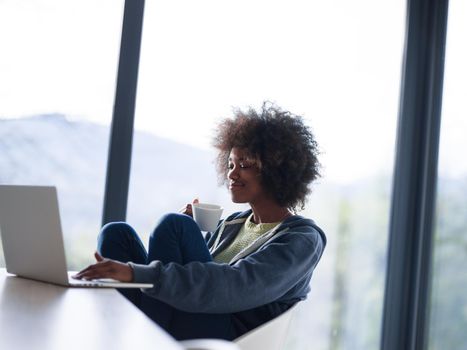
[73,258,133,282]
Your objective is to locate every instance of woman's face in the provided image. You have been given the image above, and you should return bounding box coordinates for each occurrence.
[227,147,267,205]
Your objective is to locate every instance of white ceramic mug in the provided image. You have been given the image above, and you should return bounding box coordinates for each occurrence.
[192,203,223,232]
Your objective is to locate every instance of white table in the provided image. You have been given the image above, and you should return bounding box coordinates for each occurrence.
[0,268,183,350]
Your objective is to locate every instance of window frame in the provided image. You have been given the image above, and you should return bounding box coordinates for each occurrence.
[381,0,449,349]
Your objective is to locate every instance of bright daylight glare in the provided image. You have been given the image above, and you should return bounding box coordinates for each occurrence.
[0,1,466,350]
[1,0,408,184]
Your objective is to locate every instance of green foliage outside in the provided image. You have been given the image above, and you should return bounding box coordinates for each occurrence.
[284,175,467,350]
[428,177,467,350]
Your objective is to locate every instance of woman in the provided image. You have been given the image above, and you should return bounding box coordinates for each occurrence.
[74,102,326,341]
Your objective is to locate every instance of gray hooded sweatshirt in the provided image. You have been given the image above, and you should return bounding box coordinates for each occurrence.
[129,209,326,337]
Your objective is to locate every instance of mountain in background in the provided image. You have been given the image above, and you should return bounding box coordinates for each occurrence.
[0,114,237,240]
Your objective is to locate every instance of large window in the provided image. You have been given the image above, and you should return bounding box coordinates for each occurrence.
[428,1,467,349]
[128,1,405,349]
[0,0,124,270]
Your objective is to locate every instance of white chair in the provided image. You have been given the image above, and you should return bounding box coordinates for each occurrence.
[181,304,297,350]
[180,339,241,350]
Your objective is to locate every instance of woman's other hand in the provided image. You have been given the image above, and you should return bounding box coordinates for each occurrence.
[72,252,133,282]
[179,198,199,217]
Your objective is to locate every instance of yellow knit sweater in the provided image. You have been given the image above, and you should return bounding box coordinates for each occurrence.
[213,213,281,264]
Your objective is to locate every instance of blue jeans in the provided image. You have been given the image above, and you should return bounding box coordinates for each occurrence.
[97,213,234,340]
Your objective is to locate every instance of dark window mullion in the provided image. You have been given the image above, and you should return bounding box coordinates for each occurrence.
[102,0,145,225]
[381,0,449,349]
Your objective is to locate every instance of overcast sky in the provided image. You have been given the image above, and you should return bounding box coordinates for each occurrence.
[1,0,465,182]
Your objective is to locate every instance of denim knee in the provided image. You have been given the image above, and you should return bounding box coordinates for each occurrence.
[151,213,196,237]
[160,213,193,225]
[98,222,138,249]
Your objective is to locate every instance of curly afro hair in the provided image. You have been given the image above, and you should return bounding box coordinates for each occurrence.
[213,102,321,212]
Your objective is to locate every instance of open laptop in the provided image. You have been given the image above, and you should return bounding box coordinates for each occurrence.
[0,184,153,288]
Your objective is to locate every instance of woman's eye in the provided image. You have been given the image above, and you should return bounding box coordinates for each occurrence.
[228,162,252,170]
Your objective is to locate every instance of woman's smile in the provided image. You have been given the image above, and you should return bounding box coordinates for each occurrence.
[229,181,245,190]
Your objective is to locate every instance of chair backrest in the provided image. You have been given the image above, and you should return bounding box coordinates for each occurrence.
[234,304,297,350]
[180,338,241,350]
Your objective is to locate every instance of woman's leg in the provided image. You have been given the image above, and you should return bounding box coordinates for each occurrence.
[140,213,213,331]
[143,213,234,340]
[98,222,148,263]
[97,222,148,306]
[98,215,234,340]
[146,213,212,264]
